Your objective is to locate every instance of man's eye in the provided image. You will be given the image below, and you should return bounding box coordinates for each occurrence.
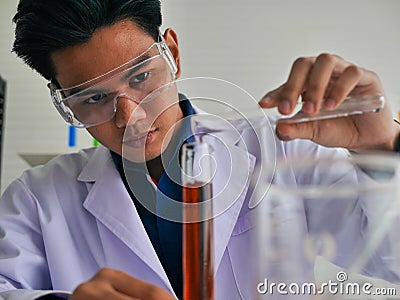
[129,72,150,85]
[84,93,108,104]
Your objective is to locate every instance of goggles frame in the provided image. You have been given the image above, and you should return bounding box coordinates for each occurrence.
[50,33,178,128]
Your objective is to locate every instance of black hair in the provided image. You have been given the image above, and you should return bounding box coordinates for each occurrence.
[12,0,162,81]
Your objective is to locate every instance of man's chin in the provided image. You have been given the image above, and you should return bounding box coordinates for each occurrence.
[121,145,162,163]
[144,151,162,162]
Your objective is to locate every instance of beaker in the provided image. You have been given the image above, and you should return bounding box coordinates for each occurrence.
[253,153,400,299]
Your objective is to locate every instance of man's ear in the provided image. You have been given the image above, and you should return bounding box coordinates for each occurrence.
[163,28,181,79]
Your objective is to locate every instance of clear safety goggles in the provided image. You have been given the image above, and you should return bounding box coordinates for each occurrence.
[50,35,178,128]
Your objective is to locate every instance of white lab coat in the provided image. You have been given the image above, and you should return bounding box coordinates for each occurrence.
[0,119,397,300]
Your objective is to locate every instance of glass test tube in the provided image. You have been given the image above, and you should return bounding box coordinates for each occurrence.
[181,142,214,300]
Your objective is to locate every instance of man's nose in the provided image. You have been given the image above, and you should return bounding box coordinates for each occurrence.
[114,95,146,128]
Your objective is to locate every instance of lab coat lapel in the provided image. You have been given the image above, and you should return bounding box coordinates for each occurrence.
[200,131,256,271]
[77,147,172,291]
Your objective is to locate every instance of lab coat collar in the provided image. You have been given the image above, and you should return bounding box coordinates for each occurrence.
[77,145,110,182]
[77,146,174,292]
[199,123,256,271]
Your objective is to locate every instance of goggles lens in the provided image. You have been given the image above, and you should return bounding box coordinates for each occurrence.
[51,40,177,128]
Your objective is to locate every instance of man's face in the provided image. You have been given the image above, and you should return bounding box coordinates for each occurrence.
[50,20,183,161]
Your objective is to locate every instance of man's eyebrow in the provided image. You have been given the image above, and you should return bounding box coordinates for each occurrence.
[65,86,107,97]
[66,82,107,96]
[66,55,153,96]
[120,55,152,82]
[73,88,111,98]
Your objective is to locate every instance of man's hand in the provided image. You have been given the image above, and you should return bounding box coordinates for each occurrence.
[70,268,175,300]
[259,53,400,152]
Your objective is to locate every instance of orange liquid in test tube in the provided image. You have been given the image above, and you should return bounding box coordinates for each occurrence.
[183,182,214,300]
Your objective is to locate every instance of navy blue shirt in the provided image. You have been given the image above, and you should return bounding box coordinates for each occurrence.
[111,95,195,299]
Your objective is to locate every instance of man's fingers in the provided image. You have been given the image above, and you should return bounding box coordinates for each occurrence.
[260,53,365,115]
[71,268,175,300]
[95,269,174,299]
[277,57,314,114]
[259,85,284,108]
[109,270,174,299]
[323,65,363,110]
[72,281,137,300]
[301,54,337,114]
[275,122,317,141]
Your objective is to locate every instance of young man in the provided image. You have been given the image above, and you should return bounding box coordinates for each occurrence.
[1,0,400,299]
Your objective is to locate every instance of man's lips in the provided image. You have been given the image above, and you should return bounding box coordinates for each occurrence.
[123,129,158,148]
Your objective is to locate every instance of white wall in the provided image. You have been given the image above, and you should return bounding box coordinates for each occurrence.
[1,0,400,192]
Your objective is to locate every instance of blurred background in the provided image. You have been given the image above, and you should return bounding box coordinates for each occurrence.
[1,0,399,193]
